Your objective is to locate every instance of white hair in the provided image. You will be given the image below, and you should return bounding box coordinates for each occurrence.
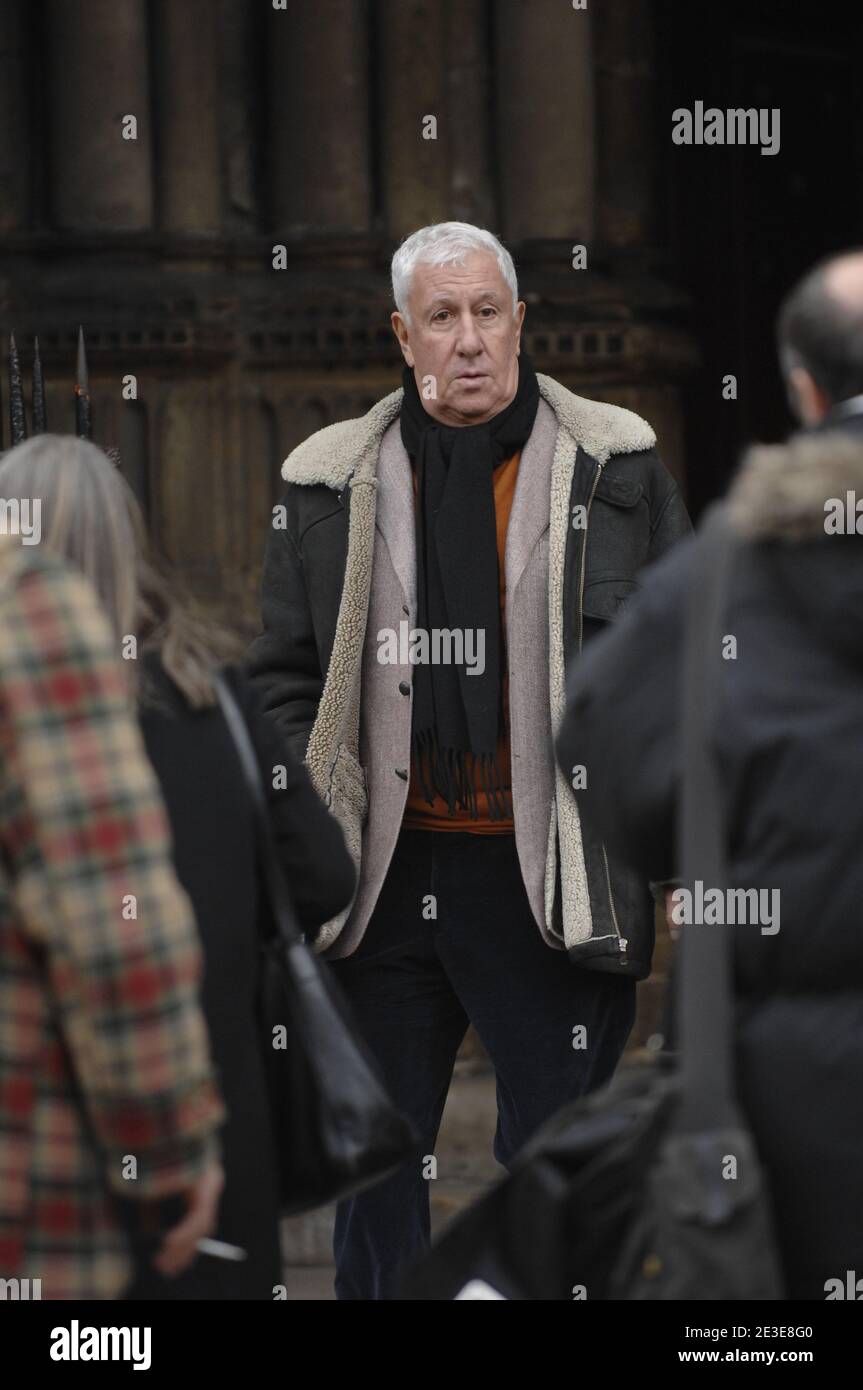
[391,222,519,324]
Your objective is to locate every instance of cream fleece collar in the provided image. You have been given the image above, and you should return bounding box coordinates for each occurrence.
[281,374,656,489]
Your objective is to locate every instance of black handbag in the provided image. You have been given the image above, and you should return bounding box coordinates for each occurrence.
[214,675,419,1216]
[401,506,785,1300]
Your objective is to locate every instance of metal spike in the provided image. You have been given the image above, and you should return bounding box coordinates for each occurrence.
[9,333,26,446]
[32,336,46,434]
[74,325,91,440]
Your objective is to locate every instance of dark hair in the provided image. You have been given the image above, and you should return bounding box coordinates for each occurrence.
[777,251,863,406]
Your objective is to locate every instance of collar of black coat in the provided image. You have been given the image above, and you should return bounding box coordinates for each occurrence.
[727,414,863,542]
[280,374,656,490]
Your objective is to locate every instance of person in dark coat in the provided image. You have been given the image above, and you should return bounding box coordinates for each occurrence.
[556,250,863,1299]
[247,222,690,1300]
[130,658,355,1299]
[0,435,357,1299]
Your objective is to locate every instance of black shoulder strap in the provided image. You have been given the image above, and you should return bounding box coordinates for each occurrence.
[213,672,303,947]
[676,503,742,1132]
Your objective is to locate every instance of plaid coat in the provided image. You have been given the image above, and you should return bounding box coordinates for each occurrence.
[0,543,224,1299]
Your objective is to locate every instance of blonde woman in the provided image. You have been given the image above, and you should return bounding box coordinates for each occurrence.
[0,435,355,1299]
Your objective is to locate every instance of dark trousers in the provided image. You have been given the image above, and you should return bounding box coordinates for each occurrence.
[328,828,636,1300]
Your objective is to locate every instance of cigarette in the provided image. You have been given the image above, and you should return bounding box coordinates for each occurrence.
[195,1237,247,1261]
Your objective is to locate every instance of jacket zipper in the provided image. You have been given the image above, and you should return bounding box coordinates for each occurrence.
[576,462,603,650]
[602,845,626,957]
[576,459,627,961]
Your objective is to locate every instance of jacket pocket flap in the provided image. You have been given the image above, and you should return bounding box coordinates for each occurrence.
[582,577,639,620]
[594,474,644,508]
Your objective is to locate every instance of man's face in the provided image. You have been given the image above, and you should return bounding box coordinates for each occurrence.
[391,251,526,426]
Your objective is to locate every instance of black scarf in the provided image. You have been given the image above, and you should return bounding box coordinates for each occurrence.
[400,353,539,819]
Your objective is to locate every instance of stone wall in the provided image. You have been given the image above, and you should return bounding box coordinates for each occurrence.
[0,0,692,1073]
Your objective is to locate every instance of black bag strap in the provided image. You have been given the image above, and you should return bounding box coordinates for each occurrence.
[675,503,742,1133]
[213,672,303,948]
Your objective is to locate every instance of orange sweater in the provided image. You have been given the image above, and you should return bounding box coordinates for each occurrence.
[402,450,520,833]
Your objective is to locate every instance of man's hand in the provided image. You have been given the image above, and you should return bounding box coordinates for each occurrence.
[153,1162,224,1277]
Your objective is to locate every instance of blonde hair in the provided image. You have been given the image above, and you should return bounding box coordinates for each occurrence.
[0,434,239,708]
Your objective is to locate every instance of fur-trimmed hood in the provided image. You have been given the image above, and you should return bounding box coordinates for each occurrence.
[727,429,863,541]
[281,374,656,488]
[726,426,863,668]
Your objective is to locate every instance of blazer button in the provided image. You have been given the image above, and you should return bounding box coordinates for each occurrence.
[398,681,410,696]
[395,768,408,780]
[402,605,410,616]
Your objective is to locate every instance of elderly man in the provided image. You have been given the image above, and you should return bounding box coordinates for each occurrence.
[248,222,690,1300]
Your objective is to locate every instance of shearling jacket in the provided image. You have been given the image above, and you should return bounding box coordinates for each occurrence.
[248,374,691,977]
